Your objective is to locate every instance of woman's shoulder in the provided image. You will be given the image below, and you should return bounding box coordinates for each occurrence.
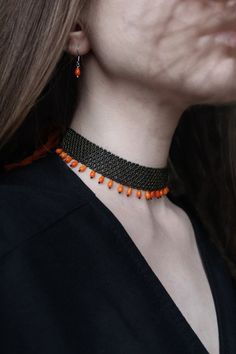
[0,153,91,260]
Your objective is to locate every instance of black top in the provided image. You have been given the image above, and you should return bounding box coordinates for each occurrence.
[0,151,235,354]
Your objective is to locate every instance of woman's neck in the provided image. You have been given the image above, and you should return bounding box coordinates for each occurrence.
[70,57,188,169]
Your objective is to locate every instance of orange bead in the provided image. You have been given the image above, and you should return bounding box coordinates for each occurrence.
[126,187,132,197]
[150,191,155,199]
[60,152,67,159]
[70,160,78,168]
[65,156,72,163]
[98,176,105,184]
[155,190,161,198]
[55,148,63,155]
[75,67,81,77]
[79,164,87,172]
[164,186,170,195]
[160,189,164,197]
[108,180,113,189]
[145,191,151,200]
[90,170,96,178]
[117,184,123,193]
[136,190,142,199]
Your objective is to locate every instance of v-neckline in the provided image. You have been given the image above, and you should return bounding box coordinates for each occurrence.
[55,153,223,354]
[92,192,221,353]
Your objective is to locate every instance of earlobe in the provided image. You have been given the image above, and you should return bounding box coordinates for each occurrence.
[65,29,91,56]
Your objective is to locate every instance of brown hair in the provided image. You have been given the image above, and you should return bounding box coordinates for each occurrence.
[0,0,235,279]
[0,0,91,150]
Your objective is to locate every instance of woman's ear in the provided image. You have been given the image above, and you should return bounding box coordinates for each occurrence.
[65,22,91,56]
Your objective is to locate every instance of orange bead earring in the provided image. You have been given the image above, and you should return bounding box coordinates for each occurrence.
[74,51,81,78]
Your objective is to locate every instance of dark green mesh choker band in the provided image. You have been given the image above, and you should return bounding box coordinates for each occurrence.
[55,127,170,200]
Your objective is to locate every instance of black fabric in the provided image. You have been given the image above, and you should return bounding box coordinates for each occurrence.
[0,151,235,354]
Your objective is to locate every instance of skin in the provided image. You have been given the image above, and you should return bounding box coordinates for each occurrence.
[65,2,236,352]
[64,0,236,220]
[66,0,236,178]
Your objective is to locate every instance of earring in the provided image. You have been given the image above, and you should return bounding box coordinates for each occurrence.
[74,51,81,78]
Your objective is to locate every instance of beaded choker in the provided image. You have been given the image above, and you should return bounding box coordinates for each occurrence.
[54,127,170,200]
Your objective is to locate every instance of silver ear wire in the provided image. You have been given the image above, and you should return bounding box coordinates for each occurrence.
[76,50,80,66]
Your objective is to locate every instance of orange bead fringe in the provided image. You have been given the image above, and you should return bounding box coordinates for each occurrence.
[55,147,170,200]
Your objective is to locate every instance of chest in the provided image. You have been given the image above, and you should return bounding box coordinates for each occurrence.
[140,238,219,354]
[90,191,220,353]
[121,215,220,354]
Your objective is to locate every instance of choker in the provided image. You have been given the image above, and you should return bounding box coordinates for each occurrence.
[54,127,170,200]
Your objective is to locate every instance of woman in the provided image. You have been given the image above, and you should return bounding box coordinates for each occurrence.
[0,1,236,353]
